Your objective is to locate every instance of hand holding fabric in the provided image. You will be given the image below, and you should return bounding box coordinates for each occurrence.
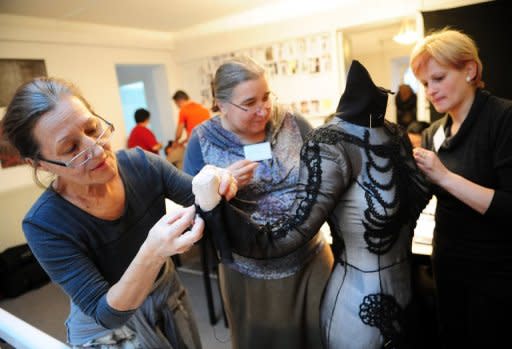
[145,205,204,257]
[413,147,449,185]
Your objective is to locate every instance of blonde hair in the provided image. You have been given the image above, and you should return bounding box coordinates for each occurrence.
[410,28,484,88]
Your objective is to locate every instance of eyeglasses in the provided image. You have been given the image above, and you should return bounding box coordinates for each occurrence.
[227,92,277,114]
[39,115,115,168]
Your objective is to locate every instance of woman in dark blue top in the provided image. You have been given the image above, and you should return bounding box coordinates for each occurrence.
[2,77,235,348]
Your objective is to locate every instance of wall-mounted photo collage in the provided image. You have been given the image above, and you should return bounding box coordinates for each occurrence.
[198,33,335,121]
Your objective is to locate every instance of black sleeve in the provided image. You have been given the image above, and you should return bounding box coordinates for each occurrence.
[197,201,261,262]
[199,125,352,259]
[486,100,512,218]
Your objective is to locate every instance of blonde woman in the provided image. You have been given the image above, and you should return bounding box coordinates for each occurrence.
[410,28,512,348]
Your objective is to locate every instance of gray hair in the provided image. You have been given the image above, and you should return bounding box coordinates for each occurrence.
[212,56,266,111]
[212,56,287,135]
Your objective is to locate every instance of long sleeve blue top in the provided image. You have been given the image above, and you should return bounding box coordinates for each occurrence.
[22,148,194,344]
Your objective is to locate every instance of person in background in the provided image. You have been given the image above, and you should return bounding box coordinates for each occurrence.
[183,56,334,349]
[172,90,210,145]
[406,120,430,148]
[164,140,185,169]
[1,77,237,349]
[410,28,512,348]
[395,83,417,128]
[127,108,162,154]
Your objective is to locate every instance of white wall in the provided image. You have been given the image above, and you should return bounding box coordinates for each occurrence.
[175,25,408,127]
[0,0,488,249]
[356,45,413,123]
[174,0,488,62]
[0,185,43,251]
[171,0,488,124]
[0,15,179,249]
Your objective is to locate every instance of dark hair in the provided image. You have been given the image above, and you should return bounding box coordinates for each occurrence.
[164,140,174,154]
[172,90,189,102]
[406,121,430,135]
[2,77,95,161]
[2,77,97,187]
[134,108,150,123]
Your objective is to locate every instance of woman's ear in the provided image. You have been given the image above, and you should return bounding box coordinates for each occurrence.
[25,157,46,171]
[465,61,478,81]
[217,100,228,115]
[25,157,36,168]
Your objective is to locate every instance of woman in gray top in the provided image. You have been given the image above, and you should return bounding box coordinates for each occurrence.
[183,56,334,349]
[199,60,429,349]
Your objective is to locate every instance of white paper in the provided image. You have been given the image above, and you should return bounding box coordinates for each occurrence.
[243,142,272,161]
[433,126,446,153]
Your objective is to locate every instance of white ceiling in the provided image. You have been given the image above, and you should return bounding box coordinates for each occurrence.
[0,0,409,55]
[0,0,282,32]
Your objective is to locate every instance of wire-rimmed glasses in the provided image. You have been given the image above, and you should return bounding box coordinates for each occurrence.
[39,115,115,168]
[227,92,277,114]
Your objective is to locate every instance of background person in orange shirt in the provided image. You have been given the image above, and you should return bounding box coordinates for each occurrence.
[172,90,210,144]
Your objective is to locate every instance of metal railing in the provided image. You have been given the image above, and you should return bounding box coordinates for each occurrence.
[0,308,69,349]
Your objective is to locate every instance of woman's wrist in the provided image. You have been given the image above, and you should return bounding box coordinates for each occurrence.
[139,240,168,267]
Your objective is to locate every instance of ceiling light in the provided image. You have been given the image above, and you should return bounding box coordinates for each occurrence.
[393,19,419,45]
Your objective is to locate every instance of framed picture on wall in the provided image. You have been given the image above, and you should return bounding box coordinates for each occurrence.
[0,59,47,169]
[0,59,47,107]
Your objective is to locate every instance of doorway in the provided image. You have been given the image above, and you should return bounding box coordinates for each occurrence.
[115,65,174,150]
[337,20,416,122]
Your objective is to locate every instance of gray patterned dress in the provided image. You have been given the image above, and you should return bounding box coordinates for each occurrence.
[198,116,429,348]
[296,118,430,349]
[198,59,430,349]
[188,111,334,349]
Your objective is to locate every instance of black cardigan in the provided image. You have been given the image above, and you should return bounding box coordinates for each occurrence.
[423,89,512,269]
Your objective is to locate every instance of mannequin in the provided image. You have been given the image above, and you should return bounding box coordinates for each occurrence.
[195,60,430,349]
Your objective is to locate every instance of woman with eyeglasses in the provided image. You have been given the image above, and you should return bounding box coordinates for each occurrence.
[183,56,334,349]
[1,77,237,349]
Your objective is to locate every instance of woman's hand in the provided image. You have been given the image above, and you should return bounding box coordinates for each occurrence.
[146,205,204,257]
[108,206,202,311]
[413,147,494,215]
[217,166,238,201]
[413,147,449,185]
[193,165,238,209]
[227,159,259,188]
